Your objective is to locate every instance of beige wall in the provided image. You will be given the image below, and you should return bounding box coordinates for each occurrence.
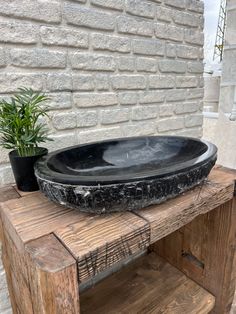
[219,0,236,113]
[203,1,236,170]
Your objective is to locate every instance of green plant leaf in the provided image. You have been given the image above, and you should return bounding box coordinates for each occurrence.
[0,88,53,156]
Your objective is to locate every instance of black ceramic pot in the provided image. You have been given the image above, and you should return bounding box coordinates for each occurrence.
[9,148,48,192]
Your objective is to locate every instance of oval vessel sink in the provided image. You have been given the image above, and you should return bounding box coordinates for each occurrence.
[35,136,217,214]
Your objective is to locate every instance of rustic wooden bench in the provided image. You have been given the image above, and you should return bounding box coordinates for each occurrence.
[0,166,236,314]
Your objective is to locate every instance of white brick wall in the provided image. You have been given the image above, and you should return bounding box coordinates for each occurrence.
[0,0,204,186]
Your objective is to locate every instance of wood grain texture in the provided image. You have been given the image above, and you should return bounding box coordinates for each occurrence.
[1,228,33,314]
[0,167,236,314]
[0,186,20,203]
[1,191,150,283]
[25,234,80,314]
[0,193,87,249]
[0,211,3,246]
[1,250,20,314]
[55,213,150,282]
[80,252,215,314]
[137,167,235,243]
[0,186,20,242]
[1,231,80,314]
[153,198,236,314]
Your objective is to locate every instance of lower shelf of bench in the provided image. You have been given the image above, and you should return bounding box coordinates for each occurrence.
[80,252,215,314]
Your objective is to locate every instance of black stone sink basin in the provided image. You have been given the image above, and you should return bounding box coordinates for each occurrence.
[35,136,217,214]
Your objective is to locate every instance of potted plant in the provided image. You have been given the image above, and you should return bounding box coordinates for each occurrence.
[0,88,52,191]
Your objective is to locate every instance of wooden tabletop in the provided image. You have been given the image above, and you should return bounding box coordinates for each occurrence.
[0,166,235,284]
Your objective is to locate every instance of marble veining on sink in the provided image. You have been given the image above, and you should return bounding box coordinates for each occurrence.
[35,136,217,214]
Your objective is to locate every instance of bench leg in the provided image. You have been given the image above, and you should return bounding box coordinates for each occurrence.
[25,234,80,314]
[1,226,80,314]
[1,219,18,313]
[152,199,236,314]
